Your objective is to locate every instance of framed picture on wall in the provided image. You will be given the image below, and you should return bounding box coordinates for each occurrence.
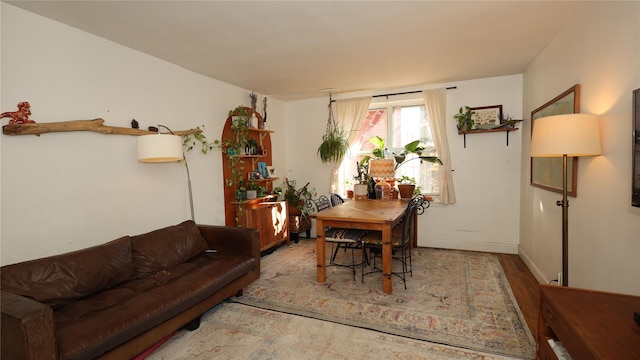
[266,166,277,178]
[470,105,503,129]
[258,162,268,179]
[530,84,580,196]
[633,88,640,207]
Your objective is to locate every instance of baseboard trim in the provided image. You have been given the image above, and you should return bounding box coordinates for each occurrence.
[420,239,519,254]
[518,247,549,284]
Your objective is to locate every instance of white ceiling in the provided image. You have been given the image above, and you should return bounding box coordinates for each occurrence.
[6,1,586,101]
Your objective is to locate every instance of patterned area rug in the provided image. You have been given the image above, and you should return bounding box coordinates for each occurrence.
[232,240,535,359]
[148,302,520,360]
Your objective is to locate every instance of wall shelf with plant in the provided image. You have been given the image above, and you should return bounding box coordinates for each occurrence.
[454,105,522,147]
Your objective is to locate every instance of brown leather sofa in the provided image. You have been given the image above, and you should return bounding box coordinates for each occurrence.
[1,220,260,360]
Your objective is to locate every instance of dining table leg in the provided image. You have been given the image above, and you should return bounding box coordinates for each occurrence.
[382,224,393,294]
[316,218,326,283]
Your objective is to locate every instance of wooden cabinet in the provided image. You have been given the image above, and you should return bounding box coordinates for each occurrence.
[239,200,289,251]
[221,107,289,251]
[537,284,640,360]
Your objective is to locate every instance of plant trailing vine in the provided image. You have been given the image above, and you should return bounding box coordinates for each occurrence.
[317,95,349,163]
[182,126,215,154]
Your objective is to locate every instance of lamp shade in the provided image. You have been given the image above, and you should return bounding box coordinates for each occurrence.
[137,134,183,162]
[368,159,395,178]
[530,113,601,157]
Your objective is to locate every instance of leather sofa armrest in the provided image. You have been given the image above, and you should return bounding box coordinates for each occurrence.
[1,290,57,360]
[197,224,260,259]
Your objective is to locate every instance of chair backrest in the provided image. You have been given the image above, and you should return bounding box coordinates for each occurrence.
[330,193,345,206]
[305,195,332,215]
[315,195,332,212]
[399,195,426,247]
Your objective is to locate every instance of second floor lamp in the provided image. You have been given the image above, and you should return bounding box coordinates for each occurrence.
[530,113,601,286]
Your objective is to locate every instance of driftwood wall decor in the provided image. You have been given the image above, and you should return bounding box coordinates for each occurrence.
[2,118,197,136]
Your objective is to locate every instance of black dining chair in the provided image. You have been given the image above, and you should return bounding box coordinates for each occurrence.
[306,195,365,280]
[330,193,345,206]
[361,195,429,289]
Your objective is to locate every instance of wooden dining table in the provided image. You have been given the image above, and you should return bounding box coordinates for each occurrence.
[315,198,411,294]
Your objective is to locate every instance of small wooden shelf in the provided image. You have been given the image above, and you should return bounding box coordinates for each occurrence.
[458,127,519,135]
[458,127,520,148]
[231,154,267,159]
[230,195,278,205]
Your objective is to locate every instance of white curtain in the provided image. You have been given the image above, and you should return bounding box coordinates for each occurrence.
[330,96,372,192]
[423,88,456,204]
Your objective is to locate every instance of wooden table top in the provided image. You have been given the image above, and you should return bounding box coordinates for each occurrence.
[315,199,408,224]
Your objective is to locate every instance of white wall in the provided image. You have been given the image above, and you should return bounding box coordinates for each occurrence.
[520,2,640,295]
[0,4,286,265]
[285,75,524,254]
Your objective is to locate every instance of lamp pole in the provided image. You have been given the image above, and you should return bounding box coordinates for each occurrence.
[158,125,195,222]
[557,154,569,286]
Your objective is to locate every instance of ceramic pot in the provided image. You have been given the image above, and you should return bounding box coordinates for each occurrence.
[246,190,257,199]
[353,184,368,200]
[397,184,415,199]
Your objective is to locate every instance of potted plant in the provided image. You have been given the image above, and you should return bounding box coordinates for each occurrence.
[344,179,354,199]
[317,97,349,163]
[235,185,247,201]
[454,106,475,133]
[246,181,260,200]
[396,175,417,199]
[273,186,283,201]
[229,106,252,128]
[283,178,316,215]
[353,158,371,200]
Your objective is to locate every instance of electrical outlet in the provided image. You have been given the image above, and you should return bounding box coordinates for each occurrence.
[557,272,563,286]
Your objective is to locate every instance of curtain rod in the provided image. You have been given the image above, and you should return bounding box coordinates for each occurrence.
[331,86,456,102]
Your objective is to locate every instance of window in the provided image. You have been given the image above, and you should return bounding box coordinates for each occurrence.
[336,99,440,197]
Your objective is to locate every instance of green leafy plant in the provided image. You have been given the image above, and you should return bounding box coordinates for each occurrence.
[396,175,417,185]
[283,178,316,215]
[454,106,475,132]
[181,126,216,154]
[360,136,442,171]
[317,97,349,163]
[228,105,252,119]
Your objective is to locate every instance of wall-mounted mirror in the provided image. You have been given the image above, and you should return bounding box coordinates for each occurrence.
[633,88,639,207]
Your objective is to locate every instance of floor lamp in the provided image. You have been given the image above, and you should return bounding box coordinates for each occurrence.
[530,113,601,286]
[137,126,195,221]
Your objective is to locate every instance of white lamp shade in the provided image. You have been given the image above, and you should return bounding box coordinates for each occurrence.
[137,134,183,162]
[368,159,395,178]
[530,113,601,157]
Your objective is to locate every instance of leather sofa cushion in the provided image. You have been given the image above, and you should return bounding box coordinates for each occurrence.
[0,236,135,308]
[54,252,257,360]
[130,220,208,278]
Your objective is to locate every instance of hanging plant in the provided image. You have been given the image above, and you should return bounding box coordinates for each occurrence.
[317,95,349,163]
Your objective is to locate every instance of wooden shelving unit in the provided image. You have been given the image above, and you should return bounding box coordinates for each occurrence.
[220,108,289,252]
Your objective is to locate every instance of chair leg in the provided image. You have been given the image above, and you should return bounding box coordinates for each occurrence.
[305,229,311,238]
[330,243,341,264]
[350,246,356,281]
